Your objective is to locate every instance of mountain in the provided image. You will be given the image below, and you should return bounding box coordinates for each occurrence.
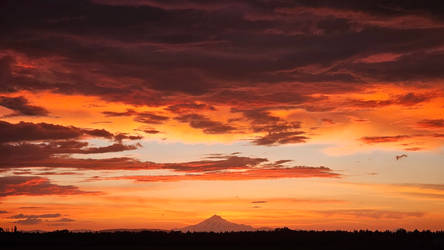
[98,228,166,233]
[178,215,256,232]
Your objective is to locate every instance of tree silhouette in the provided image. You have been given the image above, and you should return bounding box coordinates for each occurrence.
[0,229,443,250]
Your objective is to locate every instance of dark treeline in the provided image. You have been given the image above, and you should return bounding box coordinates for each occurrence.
[1,228,444,250]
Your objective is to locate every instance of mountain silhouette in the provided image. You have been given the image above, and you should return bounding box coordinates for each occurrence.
[178,215,256,232]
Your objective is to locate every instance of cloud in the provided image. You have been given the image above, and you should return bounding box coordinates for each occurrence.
[316,209,424,219]
[0,120,141,168]
[251,201,267,204]
[0,176,99,197]
[345,92,434,109]
[12,218,42,225]
[134,112,170,124]
[417,119,444,129]
[402,192,444,200]
[7,213,75,225]
[137,128,160,134]
[165,102,215,113]
[0,147,341,183]
[0,140,140,167]
[114,133,143,142]
[102,109,138,117]
[321,118,335,125]
[360,135,411,144]
[252,131,308,146]
[231,108,308,145]
[53,218,75,222]
[0,0,443,155]
[8,213,61,219]
[107,166,339,182]
[396,92,434,106]
[0,120,113,143]
[175,114,236,134]
[0,210,7,213]
[155,155,268,172]
[92,0,244,11]
[2,0,444,108]
[103,109,169,124]
[0,96,49,117]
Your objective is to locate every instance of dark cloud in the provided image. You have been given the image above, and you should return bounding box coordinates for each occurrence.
[0,120,140,168]
[53,218,75,223]
[35,171,80,176]
[349,51,444,83]
[417,119,444,128]
[75,153,340,182]
[396,92,434,106]
[7,213,75,225]
[8,213,61,219]
[231,108,308,145]
[102,109,138,117]
[0,176,98,197]
[253,131,308,146]
[251,201,267,204]
[134,112,169,124]
[0,120,114,143]
[0,96,49,116]
[156,155,268,172]
[345,92,435,109]
[103,109,169,124]
[360,135,410,144]
[232,108,281,129]
[138,128,160,134]
[175,114,235,134]
[12,218,42,225]
[108,166,340,182]
[0,147,340,184]
[114,133,143,142]
[0,0,443,155]
[165,102,216,113]
[1,0,444,109]
[0,141,140,167]
[321,118,335,125]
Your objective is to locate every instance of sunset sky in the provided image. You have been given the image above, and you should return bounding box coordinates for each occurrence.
[0,0,443,231]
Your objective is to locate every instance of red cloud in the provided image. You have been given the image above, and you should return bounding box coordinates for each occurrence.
[360,135,411,144]
[175,114,236,134]
[0,96,49,117]
[252,131,308,146]
[0,120,113,143]
[103,109,169,124]
[0,151,340,183]
[0,176,99,197]
[166,102,215,113]
[0,120,141,168]
[107,166,340,182]
[417,119,444,129]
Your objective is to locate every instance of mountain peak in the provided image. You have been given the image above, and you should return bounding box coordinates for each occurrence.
[178,215,255,232]
[207,214,223,220]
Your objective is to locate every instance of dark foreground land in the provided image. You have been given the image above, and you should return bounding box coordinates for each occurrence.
[1,229,444,250]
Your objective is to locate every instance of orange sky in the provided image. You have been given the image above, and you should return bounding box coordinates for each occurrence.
[0,0,443,231]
